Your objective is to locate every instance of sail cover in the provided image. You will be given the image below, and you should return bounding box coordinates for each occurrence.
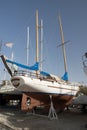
[40,71,50,76]
[61,72,68,81]
[6,59,39,71]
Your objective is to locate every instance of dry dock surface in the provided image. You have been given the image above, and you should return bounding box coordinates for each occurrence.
[0,108,87,130]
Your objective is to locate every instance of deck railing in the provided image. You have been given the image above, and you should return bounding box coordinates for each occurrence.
[13,70,57,82]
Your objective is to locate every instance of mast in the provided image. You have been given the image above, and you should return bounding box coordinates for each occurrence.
[35,10,39,74]
[27,26,29,66]
[40,19,43,71]
[36,10,39,64]
[58,15,68,74]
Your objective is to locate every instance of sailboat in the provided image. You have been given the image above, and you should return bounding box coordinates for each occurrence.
[82,52,87,75]
[1,10,79,113]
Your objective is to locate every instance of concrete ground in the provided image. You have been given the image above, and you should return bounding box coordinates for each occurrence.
[0,107,87,130]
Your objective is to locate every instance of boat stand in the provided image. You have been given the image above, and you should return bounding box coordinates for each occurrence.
[48,95,58,120]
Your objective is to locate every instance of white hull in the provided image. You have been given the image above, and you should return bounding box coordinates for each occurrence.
[11,75,79,96]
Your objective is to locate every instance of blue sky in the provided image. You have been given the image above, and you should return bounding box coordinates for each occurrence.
[0,0,87,84]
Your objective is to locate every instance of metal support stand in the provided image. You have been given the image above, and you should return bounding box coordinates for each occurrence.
[48,95,58,120]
